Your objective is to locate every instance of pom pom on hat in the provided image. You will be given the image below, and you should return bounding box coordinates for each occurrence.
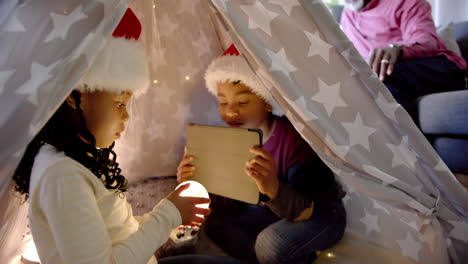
[78,8,149,95]
[204,44,283,116]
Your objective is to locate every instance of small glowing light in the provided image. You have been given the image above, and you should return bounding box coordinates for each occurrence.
[185,76,190,80]
[153,4,156,8]
[326,253,335,258]
[153,79,158,84]
[175,181,209,217]
[22,238,40,263]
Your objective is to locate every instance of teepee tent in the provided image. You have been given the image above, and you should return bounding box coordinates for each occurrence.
[1,0,467,263]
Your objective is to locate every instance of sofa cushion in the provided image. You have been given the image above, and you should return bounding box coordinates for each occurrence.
[437,23,462,57]
[454,21,468,64]
[418,90,468,135]
[433,137,468,174]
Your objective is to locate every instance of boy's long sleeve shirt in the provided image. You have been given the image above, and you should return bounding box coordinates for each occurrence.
[262,117,343,221]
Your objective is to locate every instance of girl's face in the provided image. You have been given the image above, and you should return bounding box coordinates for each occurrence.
[217,81,272,129]
[77,91,131,148]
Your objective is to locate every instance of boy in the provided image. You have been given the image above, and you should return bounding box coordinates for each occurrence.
[177,44,346,264]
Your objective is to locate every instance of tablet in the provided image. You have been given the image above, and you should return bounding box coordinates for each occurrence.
[186,124,262,204]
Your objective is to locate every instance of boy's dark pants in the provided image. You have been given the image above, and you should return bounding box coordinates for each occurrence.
[205,197,346,264]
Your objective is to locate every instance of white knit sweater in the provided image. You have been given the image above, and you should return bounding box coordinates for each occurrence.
[28,145,181,264]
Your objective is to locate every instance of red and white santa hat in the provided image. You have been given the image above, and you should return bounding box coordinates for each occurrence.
[204,44,283,116]
[78,8,149,95]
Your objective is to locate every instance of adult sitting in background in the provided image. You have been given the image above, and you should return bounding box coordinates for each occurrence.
[341,0,467,122]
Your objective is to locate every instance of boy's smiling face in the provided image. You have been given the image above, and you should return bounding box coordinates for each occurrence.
[217,81,272,129]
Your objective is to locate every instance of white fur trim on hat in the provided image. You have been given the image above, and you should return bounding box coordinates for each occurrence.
[78,37,149,96]
[204,55,283,116]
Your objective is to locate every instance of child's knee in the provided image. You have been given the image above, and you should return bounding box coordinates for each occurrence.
[254,227,289,264]
[254,222,326,264]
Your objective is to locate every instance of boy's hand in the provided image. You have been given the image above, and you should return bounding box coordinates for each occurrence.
[177,147,196,183]
[166,183,211,225]
[245,147,279,200]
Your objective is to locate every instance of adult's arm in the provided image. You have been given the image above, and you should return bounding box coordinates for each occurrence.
[398,0,444,60]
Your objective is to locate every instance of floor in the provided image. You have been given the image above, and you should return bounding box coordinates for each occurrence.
[126,176,228,258]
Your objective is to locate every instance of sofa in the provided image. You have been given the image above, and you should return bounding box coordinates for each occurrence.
[328,5,468,186]
[417,21,468,186]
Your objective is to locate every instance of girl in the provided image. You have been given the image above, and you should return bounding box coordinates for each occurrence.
[177,44,346,264]
[13,8,237,264]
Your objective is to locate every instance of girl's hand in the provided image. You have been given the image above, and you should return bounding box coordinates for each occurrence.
[166,183,211,225]
[245,147,279,199]
[177,147,196,183]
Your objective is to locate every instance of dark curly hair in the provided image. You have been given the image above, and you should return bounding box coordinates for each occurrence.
[13,90,127,199]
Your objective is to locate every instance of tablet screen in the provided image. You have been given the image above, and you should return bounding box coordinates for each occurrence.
[186,124,261,204]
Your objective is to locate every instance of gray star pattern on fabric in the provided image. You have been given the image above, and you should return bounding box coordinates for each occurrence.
[375,91,399,122]
[385,136,418,170]
[0,69,15,94]
[15,60,61,105]
[174,103,194,122]
[44,5,88,42]
[269,0,300,16]
[342,113,376,151]
[400,215,420,232]
[311,79,347,116]
[266,48,298,80]
[397,232,421,261]
[324,134,350,158]
[340,49,357,76]
[240,0,278,37]
[286,110,305,132]
[178,0,197,14]
[152,83,176,105]
[304,30,333,63]
[284,95,318,122]
[372,199,390,215]
[145,119,167,143]
[362,165,398,186]
[4,12,26,32]
[433,159,449,171]
[360,207,380,235]
[70,30,106,63]
[157,12,178,38]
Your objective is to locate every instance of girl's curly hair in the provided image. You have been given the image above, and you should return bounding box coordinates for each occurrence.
[13,90,127,199]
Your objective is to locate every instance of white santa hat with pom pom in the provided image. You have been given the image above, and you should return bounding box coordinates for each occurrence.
[204,44,283,116]
[78,8,149,95]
